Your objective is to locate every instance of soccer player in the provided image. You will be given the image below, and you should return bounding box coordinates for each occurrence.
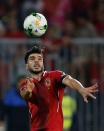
[18,44,98,131]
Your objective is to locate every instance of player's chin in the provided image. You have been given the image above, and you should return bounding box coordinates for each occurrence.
[28,67,42,74]
[33,67,41,71]
[34,69,41,72]
[33,68,43,73]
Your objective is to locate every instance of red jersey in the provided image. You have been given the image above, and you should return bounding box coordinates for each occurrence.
[27,70,65,131]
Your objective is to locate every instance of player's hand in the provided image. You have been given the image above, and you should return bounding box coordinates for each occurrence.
[18,78,35,99]
[79,83,98,103]
[18,78,34,91]
[26,78,35,92]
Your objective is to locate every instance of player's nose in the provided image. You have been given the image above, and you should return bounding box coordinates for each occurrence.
[34,61,40,65]
[34,59,39,63]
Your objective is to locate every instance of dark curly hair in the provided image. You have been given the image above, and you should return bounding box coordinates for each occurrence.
[24,44,44,64]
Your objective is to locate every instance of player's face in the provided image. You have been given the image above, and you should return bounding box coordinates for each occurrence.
[26,53,44,74]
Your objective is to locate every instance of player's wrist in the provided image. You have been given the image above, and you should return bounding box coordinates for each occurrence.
[77,86,85,95]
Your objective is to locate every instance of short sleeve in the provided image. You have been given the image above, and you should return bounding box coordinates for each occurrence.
[53,70,67,88]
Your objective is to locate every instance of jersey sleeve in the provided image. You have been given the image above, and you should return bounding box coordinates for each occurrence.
[53,70,67,88]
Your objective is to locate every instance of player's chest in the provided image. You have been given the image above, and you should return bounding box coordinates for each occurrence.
[34,77,57,100]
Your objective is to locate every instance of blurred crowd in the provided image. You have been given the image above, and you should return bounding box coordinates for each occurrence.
[0,0,104,38]
[0,0,104,131]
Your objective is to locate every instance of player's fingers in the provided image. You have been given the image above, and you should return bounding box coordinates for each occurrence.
[89,89,99,93]
[27,79,34,90]
[93,83,98,87]
[27,79,33,85]
[29,77,34,83]
[88,93,96,99]
[26,79,31,85]
[20,85,27,91]
[84,97,88,103]
[89,83,98,89]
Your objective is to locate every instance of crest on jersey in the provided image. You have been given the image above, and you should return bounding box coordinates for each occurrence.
[44,78,51,87]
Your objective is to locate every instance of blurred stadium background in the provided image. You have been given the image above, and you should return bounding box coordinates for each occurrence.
[0,0,104,131]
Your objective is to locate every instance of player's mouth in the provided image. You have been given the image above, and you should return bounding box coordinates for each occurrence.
[33,65,40,69]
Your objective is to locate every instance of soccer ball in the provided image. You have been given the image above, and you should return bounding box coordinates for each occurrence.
[23,12,48,37]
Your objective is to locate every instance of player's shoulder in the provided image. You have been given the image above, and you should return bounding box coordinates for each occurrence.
[45,70,65,77]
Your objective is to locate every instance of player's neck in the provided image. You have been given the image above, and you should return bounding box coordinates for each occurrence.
[32,72,43,81]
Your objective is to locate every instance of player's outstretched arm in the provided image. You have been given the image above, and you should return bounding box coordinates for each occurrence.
[62,75,98,103]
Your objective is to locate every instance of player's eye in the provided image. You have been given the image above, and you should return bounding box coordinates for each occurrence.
[29,56,35,61]
[38,57,42,61]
